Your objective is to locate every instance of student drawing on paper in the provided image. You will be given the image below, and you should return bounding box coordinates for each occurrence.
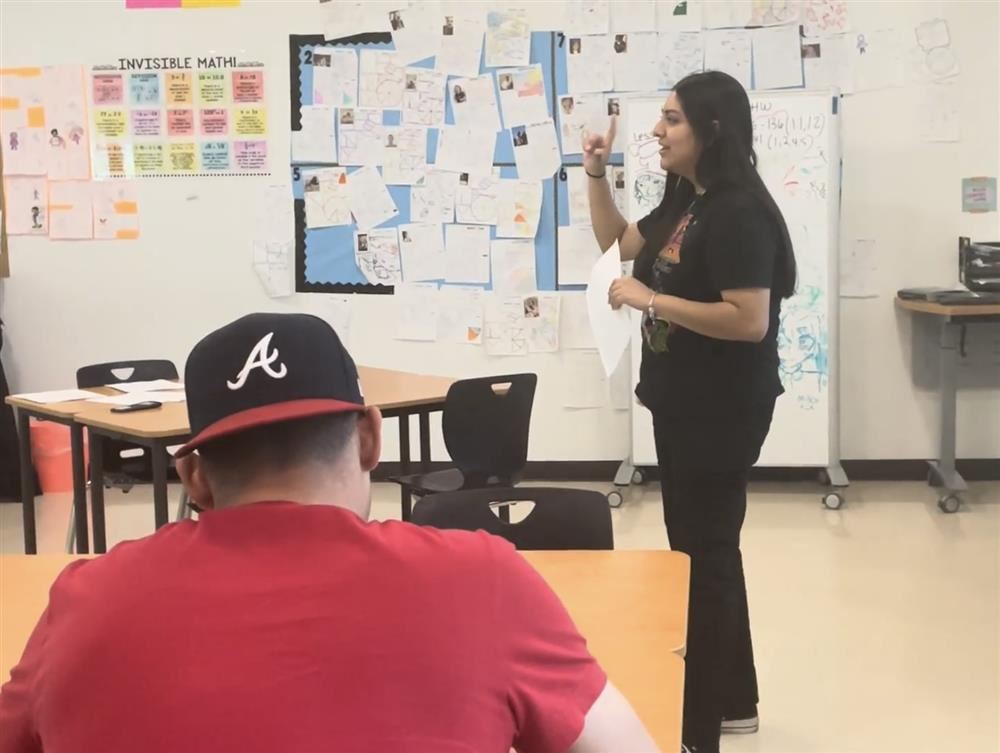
[569,38,582,55]
[614,34,628,54]
[443,16,454,36]
[607,98,621,117]
[304,175,321,192]
[405,74,417,91]
[856,34,868,54]
[30,206,42,229]
[511,126,528,147]
[68,125,84,145]
[49,129,66,148]
[389,10,404,31]
[452,84,467,104]
[560,97,575,115]
[523,296,540,318]
[8,132,18,151]
[340,109,355,125]
[386,134,397,148]
[498,74,514,91]
[357,234,368,252]
[401,230,411,243]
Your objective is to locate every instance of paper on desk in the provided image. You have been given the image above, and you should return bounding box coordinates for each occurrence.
[496,179,543,239]
[612,32,660,92]
[587,241,631,376]
[436,124,494,176]
[565,0,610,35]
[109,380,183,393]
[657,0,702,32]
[704,29,752,90]
[511,120,560,182]
[88,391,187,406]
[394,282,440,341]
[359,50,405,109]
[292,105,337,164]
[449,74,502,133]
[347,165,399,230]
[438,285,484,344]
[48,181,93,240]
[303,167,351,228]
[752,25,804,90]
[491,239,536,294]
[312,48,358,108]
[399,222,445,282]
[840,238,879,299]
[611,0,655,32]
[354,227,402,285]
[559,350,609,408]
[337,107,384,167]
[253,240,293,298]
[558,225,602,286]
[560,292,597,350]
[411,169,459,224]
[497,65,549,130]
[455,172,501,225]
[558,93,606,155]
[3,176,48,236]
[658,31,705,89]
[389,5,440,66]
[444,223,491,284]
[16,389,103,405]
[566,35,614,93]
[382,126,428,184]
[485,7,531,68]
[436,11,485,78]
[403,68,446,127]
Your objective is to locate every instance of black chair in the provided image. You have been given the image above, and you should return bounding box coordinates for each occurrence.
[411,487,614,550]
[76,359,179,490]
[390,373,537,520]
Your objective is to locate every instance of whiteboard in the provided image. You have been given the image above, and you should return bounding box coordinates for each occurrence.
[626,90,841,468]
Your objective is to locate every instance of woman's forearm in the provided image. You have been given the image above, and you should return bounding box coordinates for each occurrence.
[588,172,628,251]
[651,294,764,342]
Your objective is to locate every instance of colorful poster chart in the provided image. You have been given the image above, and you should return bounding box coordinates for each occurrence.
[88,55,268,177]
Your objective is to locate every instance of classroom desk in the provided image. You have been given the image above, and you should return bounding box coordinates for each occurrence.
[8,367,454,554]
[3,395,106,555]
[896,298,1000,511]
[0,550,686,751]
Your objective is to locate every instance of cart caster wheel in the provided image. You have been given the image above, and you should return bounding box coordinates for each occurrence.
[822,492,844,510]
[938,495,961,514]
[607,489,624,508]
[631,469,645,485]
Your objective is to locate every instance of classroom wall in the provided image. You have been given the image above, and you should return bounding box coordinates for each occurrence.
[1,0,998,465]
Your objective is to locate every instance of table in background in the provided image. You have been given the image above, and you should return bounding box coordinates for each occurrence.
[896,298,1000,512]
[0,550,686,751]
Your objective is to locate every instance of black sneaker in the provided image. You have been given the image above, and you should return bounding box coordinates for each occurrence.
[720,712,759,734]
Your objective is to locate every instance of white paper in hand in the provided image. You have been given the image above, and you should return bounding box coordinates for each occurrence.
[586,242,631,377]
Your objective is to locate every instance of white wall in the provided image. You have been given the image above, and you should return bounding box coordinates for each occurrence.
[1,0,998,464]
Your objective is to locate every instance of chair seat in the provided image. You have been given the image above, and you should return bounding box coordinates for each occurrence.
[391,468,517,497]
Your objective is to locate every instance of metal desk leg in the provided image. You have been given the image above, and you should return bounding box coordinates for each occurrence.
[89,430,107,554]
[16,408,37,554]
[152,441,169,530]
[928,321,968,497]
[399,415,412,521]
[69,423,89,553]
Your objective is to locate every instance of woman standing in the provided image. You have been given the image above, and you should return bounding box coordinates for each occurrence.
[584,71,795,753]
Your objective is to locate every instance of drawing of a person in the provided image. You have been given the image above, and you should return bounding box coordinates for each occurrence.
[614,168,625,190]
[443,16,454,35]
[31,206,42,229]
[607,98,620,116]
[560,97,574,115]
[49,128,65,148]
[305,175,320,192]
[357,234,368,252]
[386,134,397,148]
[8,132,18,151]
[340,109,354,125]
[523,296,539,318]
[569,38,582,55]
[614,34,628,54]
[459,173,469,185]
[512,127,528,147]
[856,34,868,54]
[405,74,417,91]
[401,230,411,243]
[389,10,404,30]
[498,74,513,91]
[68,125,84,145]
[452,84,466,104]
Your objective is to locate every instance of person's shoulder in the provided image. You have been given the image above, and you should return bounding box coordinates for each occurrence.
[374,519,512,565]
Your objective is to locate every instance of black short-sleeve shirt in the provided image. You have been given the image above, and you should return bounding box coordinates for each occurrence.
[634,187,785,418]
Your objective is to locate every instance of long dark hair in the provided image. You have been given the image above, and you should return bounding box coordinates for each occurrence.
[639,71,797,299]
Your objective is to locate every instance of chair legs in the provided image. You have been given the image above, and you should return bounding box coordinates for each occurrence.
[175,490,190,522]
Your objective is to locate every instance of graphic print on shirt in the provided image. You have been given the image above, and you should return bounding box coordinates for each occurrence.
[658,211,694,267]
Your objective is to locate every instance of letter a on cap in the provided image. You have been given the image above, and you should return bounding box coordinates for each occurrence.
[227,332,288,391]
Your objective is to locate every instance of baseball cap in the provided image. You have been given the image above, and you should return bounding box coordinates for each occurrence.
[175,313,365,457]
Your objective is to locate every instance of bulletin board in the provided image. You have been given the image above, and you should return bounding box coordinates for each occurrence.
[289,31,624,295]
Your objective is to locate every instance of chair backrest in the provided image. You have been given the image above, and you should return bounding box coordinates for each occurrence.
[76,359,178,389]
[441,374,536,485]
[411,487,613,550]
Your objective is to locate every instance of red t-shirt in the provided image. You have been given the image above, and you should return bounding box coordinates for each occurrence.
[0,502,606,753]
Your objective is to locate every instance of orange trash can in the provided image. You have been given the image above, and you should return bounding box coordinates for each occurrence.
[29,419,88,494]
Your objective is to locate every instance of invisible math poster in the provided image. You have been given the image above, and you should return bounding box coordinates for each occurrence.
[89,54,268,178]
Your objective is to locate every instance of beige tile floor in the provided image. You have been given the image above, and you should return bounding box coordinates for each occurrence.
[2,479,998,753]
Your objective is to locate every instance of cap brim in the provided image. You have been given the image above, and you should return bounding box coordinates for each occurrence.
[175,398,366,457]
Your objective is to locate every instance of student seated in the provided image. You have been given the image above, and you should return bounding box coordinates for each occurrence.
[0,313,658,753]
